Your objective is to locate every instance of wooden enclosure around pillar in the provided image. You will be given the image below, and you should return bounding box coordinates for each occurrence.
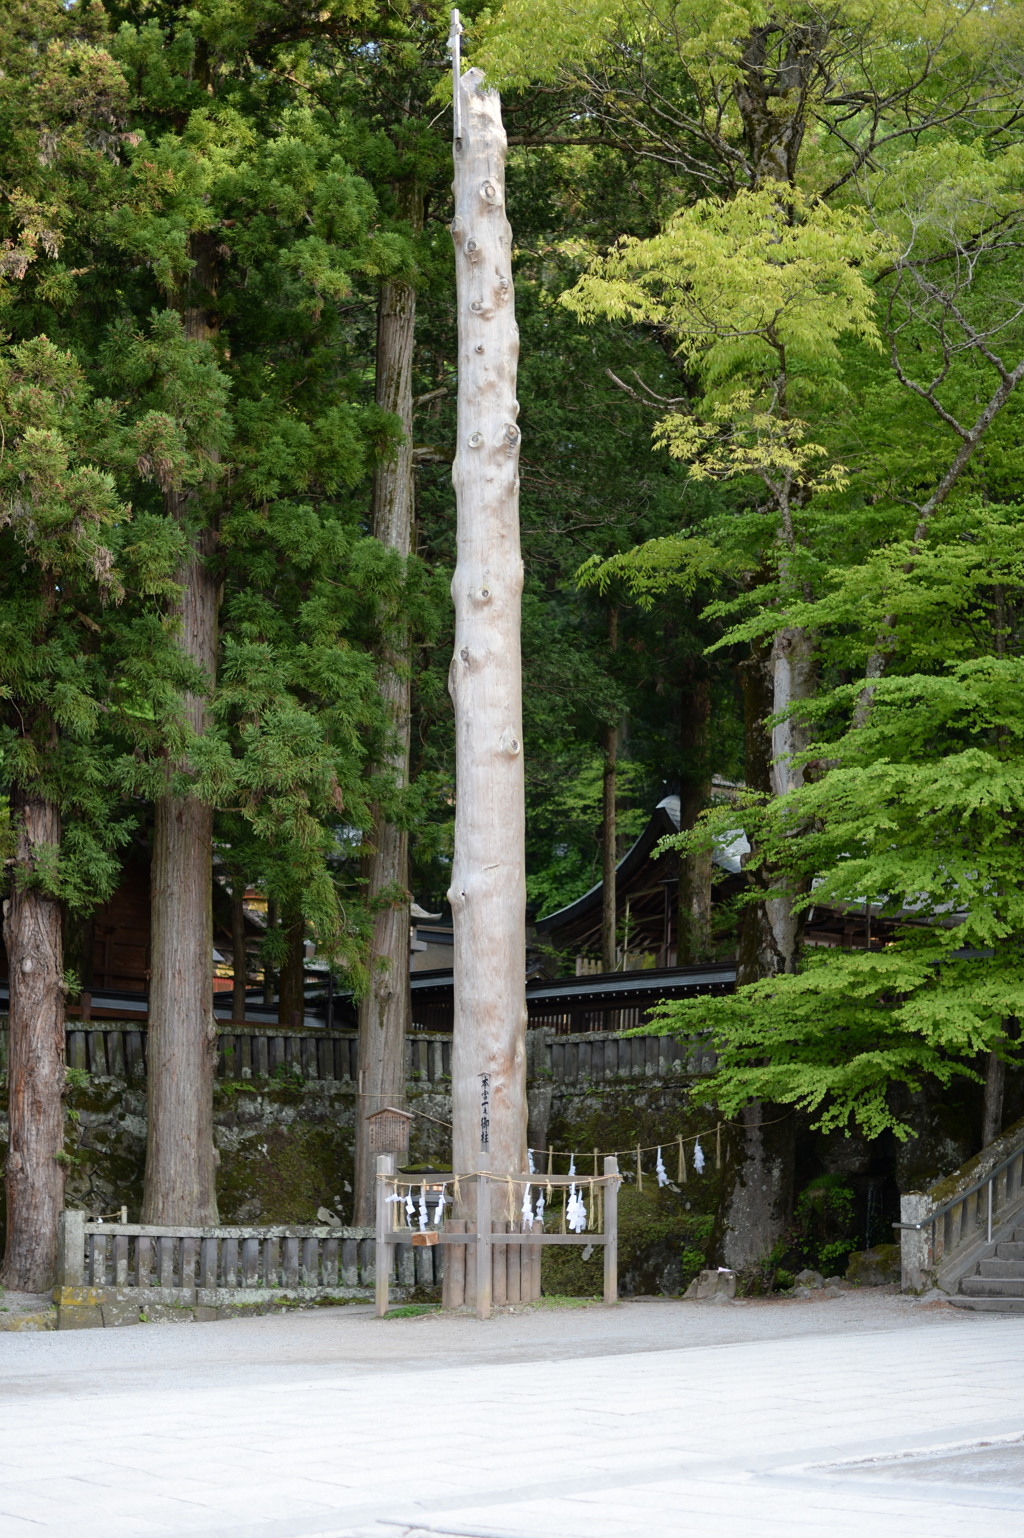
[377,1165,620,1319]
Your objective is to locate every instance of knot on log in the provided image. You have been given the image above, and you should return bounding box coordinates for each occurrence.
[479,180,503,206]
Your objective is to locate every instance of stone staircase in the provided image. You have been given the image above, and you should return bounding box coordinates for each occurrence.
[898,1111,1024,1308]
[950,1229,1024,1313]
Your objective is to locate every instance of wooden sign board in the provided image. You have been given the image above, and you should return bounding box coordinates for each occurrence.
[367,1106,413,1155]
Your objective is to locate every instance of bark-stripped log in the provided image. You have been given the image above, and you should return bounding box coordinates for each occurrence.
[445,59,532,1302]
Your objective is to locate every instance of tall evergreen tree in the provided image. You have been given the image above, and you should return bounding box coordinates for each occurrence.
[0,2,188,1287]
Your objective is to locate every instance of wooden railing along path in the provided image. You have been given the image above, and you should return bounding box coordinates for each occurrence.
[54,1210,441,1328]
[0,1020,715,1084]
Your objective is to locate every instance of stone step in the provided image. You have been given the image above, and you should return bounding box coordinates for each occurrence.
[949,1295,1024,1314]
[994,1241,1024,1261]
[960,1275,1024,1297]
[977,1257,1024,1278]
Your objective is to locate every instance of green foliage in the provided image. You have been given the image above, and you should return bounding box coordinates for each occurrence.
[0,327,186,909]
[477,0,1018,199]
[480,0,1024,1121]
[736,1177,859,1289]
[0,0,445,984]
[735,1238,792,1297]
[526,754,648,917]
[792,1176,858,1274]
[563,189,889,493]
[7,0,1024,1164]
[653,501,1024,1136]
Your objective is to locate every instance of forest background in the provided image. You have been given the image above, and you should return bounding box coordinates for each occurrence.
[2,0,1024,1289]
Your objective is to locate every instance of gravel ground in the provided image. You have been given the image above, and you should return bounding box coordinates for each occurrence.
[0,1286,1018,1538]
[0,1284,968,1392]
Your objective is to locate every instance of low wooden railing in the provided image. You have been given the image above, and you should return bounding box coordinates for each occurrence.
[0,1020,712,1085]
[54,1211,442,1326]
[0,1021,449,1084]
[544,1029,716,1082]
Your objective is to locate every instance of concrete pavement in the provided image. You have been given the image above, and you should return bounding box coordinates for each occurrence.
[0,1291,1021,1537]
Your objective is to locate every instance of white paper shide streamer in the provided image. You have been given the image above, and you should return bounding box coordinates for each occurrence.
[655,1146,669,1188]
[567,1182,587,1234]
[693,1137,706,1175]
[521,1182,534,1231]
[433,1185,447,1226]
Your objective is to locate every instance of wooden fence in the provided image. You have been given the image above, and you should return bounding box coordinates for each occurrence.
[54,1211,441,1327]
[0,1020,713,1085]
[545,1030,716,1081]
[374,1155,621,1320]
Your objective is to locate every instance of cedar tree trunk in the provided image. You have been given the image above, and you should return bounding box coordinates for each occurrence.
[353,197,419,1224]
[600,605,619,972]
[144,235,221,1225]
[982,1045,1007,1148]
[715,645,798,1270]
[278,910,306,1028]
[676,672,712,965]
[601,718,618,972]
[2,792,66,1292]
[231,882,247,1024]
[263,899,277,1005]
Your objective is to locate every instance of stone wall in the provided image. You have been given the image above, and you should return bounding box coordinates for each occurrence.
[5,1026,1008,1295]
[0,1043,722,1297]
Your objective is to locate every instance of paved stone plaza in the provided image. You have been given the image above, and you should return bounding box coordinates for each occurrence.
[0,1291,1021,1537]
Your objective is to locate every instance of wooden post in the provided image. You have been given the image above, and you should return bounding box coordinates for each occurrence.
[446,10,528,1306]
[475,1169,492,1320]
[604,1156,619,1305]
[443,1217,467,1308]
[375,1152,396,1317]
[492,1219,508,1307]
